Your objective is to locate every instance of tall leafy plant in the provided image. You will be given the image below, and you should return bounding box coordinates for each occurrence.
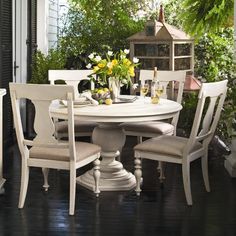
[30,49,66,84]
[194,28,235,142]
[164,1,235,141]
[179,0,234,38]
[59,0,146,68]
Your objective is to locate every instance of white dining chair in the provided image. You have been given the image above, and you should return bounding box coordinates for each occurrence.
[133,80,228,205]
[10,83,101,215]
[48,70,97,140]
[121,70,186,177]
[122,70,186,139]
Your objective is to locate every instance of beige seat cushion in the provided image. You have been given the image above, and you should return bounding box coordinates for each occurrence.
[121,121,174,135]
[30,142,101,162]
[134,135,202,159]
[56,120,97,133]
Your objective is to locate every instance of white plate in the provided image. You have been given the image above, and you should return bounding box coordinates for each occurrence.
[60,98,91,107]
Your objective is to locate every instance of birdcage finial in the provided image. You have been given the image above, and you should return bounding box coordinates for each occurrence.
[158,4,165,23]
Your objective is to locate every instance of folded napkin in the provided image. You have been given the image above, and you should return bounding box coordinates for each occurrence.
[81,91,99,105]
[60,91,99,107]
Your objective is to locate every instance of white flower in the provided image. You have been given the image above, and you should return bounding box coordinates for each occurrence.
[132,83,138,90]
[107,51,113,56]
[94,55,102,62]
[120,55,126,59]
[88,53,95,59]
[124,49,130,54]
[107,62,113,68]
[86,63,92,69]
[133,57,139,63]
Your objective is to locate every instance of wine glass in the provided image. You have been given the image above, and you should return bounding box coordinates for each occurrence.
[140,83,149,102]
[155,84,164,97]
[151,84,164,104]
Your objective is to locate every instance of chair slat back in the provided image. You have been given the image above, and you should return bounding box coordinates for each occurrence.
[186,80,228,153]
[139,70,186,103]
[140,70,186,130]
[10,83,76,160]
[48,70,95,98]
[157,71,186,104]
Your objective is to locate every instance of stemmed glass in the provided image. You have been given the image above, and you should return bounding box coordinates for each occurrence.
[151,84,164,104]
[155,84,164,98]
[140,83,149,102]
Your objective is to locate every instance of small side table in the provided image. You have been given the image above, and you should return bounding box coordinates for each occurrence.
[0,89,6,194]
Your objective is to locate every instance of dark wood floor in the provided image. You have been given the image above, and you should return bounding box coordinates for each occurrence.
[1,136,236,236]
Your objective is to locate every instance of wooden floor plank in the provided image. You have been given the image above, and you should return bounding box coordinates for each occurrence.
[0,137,236,236]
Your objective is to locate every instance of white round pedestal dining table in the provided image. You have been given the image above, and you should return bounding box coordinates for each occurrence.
[51,96,182,191]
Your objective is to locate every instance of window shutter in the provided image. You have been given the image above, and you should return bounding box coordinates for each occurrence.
[0,0,14,146]
[26,0,37,137]
[27,0,37,81]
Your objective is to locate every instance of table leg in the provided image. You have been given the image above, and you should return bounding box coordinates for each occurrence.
[77,123,136,191]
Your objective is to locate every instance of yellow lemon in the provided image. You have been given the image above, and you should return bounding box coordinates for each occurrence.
[105,98,113,105]
[103,88,109,92]
[97,89,104,94]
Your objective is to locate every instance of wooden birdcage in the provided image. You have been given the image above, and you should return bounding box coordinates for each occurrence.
[128,5,194,72]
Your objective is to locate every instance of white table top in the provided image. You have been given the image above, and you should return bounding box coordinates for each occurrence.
[51,96,182,123]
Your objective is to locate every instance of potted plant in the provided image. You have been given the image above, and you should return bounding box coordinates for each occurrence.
[27,49,67,137]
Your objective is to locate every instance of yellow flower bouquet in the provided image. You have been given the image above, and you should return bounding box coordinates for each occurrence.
[87,49,139,87]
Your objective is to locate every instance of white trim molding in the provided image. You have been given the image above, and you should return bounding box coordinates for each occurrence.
[12,0,28,84]
[37,0,49,54]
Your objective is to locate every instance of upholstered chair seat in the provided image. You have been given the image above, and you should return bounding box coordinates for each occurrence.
[134,135,202,160]
[121,121,174,136]
[55,120,97,136]
[30,142,101,162]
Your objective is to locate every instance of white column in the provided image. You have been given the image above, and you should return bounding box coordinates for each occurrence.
[37,0,49,54]
[12,0,28,131]
[0,89,6,194]
[13,0,28,84]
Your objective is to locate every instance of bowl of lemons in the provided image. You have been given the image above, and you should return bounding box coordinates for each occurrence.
[91,87,113,105]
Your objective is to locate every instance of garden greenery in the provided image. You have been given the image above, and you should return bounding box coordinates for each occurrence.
[180,0,234,38]
[164,0,235,141]
[30,49,66,84]
[59,0,145,65]
[31,0,235,142]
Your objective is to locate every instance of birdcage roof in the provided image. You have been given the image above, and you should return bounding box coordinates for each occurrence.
[128,21,193,42]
